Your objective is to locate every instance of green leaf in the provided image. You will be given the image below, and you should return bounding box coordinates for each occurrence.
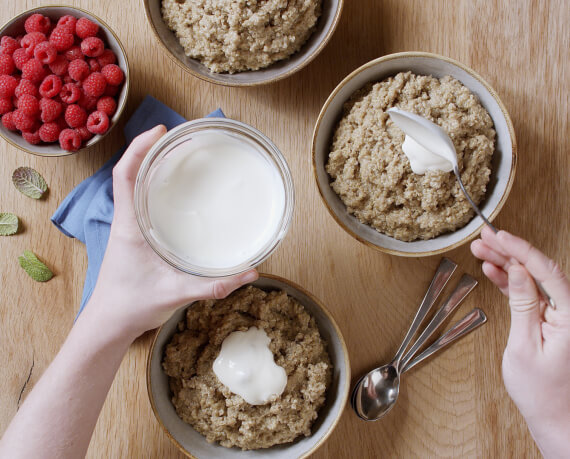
[18,250,54,282]
[0,213,19,236]
[12,167,48,199]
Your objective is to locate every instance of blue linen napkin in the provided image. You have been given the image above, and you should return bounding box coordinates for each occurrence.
[51,95,224,316]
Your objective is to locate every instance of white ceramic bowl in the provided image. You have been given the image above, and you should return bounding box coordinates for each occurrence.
[143,0,344,86]
[312,52,517,256]
[147,274,350,459]
[0,6,129,156]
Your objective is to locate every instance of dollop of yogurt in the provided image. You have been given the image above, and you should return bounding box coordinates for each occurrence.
[213,327,287,405]
[401,135,454,174]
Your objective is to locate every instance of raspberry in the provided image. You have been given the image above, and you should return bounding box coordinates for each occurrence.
[33,41,57,64]
[0,75,18,97]
[77,90,97,111]
[17,94,39,116]
[63,75,73,84]
[56,15,77,34]
[0,97,12,114]
[87,58,101,72]
[39,97,62,122]
[82,72,106,97]
[12,48,31,70]
[68,59,89,81]
[75,18,99,39]
[76,125,93,141]
[64,104,87,128]
[96,96,116,116]
[15,79,38,98]
[0,54,15,75]
[101,64,123,86]
[48,54,68,76]
[21,32,47,57]
[103,84,119,97]
[39,121,61,142]
[21,58,45,83]
[0,36,19,56]
[97,49,116,68]
[86,110,109,135]
[64,45,83,61]
[39,74,62,98]
[24,14,51,35]
[81,37,104,58]
[2,111,17,130]
[59,128,82,151]
[59,83,81,104]
[49,28,74,52]
[22,129,41,145]
[12,108,36,131]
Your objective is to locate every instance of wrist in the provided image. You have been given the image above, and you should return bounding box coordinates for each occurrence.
[75,294,139,347]
[526,414,570,458]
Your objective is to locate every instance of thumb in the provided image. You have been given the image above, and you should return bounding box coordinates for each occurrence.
[506,265,542,352]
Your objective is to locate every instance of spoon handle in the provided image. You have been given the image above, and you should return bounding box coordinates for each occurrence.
[392,258,457,366]
[399,273,478,371]
[455,167,556,310]
[401,308,487,373]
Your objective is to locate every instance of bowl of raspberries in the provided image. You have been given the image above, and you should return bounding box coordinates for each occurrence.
[0,6,129,155]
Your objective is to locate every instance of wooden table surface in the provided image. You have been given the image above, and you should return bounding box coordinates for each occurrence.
[1,0,568,457]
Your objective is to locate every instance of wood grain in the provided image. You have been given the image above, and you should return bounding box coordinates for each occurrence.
[1,0,568,457]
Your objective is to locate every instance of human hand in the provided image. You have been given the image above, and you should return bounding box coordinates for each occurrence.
[471,227,570,457]
[84,125,258,340]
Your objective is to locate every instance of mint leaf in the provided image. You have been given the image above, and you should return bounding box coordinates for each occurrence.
[0,213,19,236]
[18,250,54,282]
[12,167,48,199]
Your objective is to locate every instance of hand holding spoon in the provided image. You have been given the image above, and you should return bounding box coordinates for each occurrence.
[387,107,555,310]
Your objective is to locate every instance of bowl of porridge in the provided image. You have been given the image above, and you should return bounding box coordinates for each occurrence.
[142,0,344,86]
[147,274,350,458]
[312,52,517,256]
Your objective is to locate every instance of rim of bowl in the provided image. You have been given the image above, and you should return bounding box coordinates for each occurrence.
[146,273,351,459]
[0,5,130,157]
[142,0,344,87]
[134,118,295,277]
[311,51,518,257]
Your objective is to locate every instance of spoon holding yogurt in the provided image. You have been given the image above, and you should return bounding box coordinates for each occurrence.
[387,107,556,310]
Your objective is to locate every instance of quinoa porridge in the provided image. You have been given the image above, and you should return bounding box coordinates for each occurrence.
[162,285,332,450]
[161,0,322,73]
[326,71,496,242]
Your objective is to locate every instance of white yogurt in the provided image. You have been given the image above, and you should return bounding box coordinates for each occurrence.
[147,130,285,269]
[387,107,457,175]
[401,135,454,174]
[213,327,287,405]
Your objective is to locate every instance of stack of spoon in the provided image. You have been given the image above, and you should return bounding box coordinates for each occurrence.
[351,258,487,421]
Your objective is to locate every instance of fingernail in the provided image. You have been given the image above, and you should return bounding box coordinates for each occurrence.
[509,266,526,287]
[241,270,258,283]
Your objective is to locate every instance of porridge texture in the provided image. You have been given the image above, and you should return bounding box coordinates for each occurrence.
[326,72,496,241]
[161,0,322,73]
[162,285,332,450]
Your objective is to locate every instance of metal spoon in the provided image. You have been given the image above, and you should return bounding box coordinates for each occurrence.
[352,274,477,421]
[386,107,556,310]
[349,258,457,418]
[351,307,487,415]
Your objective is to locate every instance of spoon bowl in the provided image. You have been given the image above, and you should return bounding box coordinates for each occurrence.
[354,364,400,421]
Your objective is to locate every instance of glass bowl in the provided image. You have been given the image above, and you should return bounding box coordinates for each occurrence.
[135,118,294,277]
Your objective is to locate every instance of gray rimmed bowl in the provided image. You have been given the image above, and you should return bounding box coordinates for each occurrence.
[0,6,129,156]
[147,274,350,458]
[312,52,517,257]
[143,0,343,86]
